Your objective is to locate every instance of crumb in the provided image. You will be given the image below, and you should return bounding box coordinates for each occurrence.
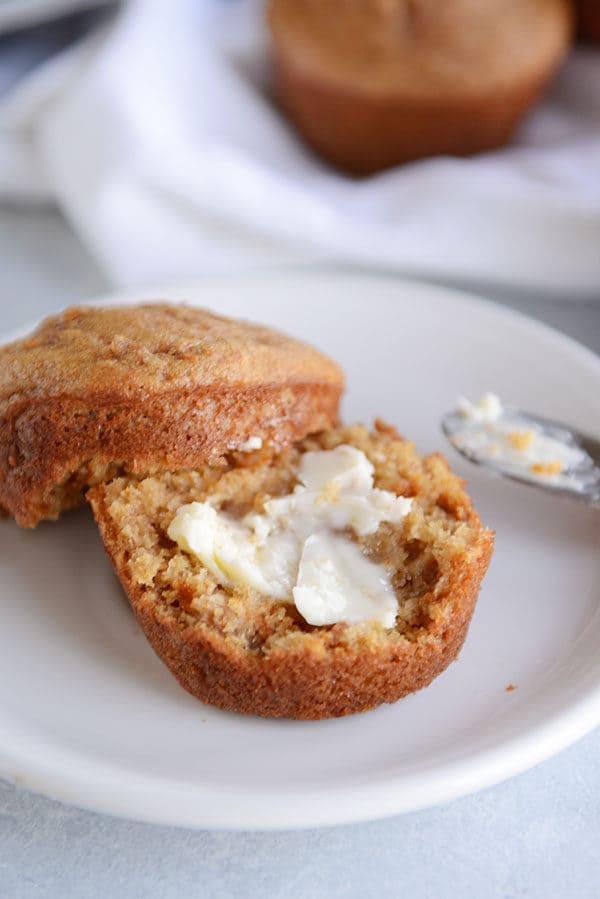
[374,418,401,439]
[506,430,534,452]
[530,460,562,477]
[505,683,518,692]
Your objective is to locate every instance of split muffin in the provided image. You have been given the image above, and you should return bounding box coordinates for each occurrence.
[1,301,493,719]
[89,422,493,719]
[268,0,573,174]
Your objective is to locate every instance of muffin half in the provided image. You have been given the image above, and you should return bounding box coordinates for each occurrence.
[89,421,493,719]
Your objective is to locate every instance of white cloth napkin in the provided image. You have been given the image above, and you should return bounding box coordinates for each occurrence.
[1,0,599,294]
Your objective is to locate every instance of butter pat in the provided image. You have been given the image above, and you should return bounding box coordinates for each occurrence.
[294,533,398,628]
[263,445,412,537]
[167,502,296,598]
[167,445,412,628]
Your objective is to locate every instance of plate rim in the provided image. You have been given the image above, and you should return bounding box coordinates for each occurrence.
[1,270,599,830]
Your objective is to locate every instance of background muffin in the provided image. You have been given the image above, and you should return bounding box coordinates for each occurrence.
[268,0,573,174]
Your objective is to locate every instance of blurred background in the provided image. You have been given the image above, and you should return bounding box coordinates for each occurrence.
[0,0,598,337]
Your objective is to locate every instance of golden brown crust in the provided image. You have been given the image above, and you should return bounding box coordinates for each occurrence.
[100,529,492,719]
[268,0,573,174]
[89,424,494,719]
[271,63,556,175]
[0,303,343,527]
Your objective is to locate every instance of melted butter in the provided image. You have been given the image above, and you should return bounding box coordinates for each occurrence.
[167,445,412,627]
[452,394,588,490]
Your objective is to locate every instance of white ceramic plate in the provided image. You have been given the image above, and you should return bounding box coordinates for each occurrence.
[1,273,599,830]
[0,0,112,34]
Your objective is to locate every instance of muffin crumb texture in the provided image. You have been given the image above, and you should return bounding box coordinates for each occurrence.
[90,422,494,719]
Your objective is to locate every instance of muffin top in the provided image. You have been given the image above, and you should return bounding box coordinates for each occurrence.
[268,0,572,95]
[0,303,344,411]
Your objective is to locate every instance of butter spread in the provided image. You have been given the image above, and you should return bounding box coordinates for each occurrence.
[452,393,588,489]
[167,445,412,627]
[294,533,398,627]
[456,393,503,423]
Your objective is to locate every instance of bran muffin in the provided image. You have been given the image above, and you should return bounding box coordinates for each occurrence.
[268,0,573,174]
[89,422,494,720]
[0,303,343,527]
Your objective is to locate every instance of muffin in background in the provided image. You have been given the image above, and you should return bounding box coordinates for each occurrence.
[268,0,573,175]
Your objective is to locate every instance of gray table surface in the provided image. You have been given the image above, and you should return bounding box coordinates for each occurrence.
[1,206,599,899]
